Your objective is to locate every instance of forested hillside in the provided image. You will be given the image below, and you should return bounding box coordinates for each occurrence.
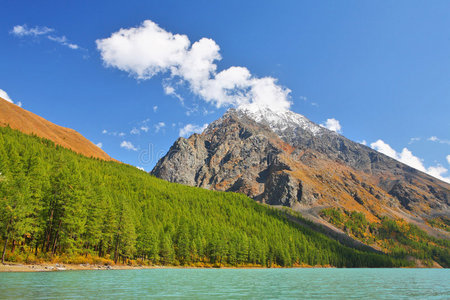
[320,208,449,267]
[0,126,407,267]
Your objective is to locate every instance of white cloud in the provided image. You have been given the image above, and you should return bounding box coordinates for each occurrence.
[96,142,103,148]
[0,89,22,106]
[153,105,158,112]
[11,24,80,50]
[47,35,79,50]
[120,141,137,151]
[136,166,145,171]
[428,136,450,145]
[96,20,291,112]
[371,140,398,160]
[11,25,53,36]
[370,139,450,183]
[179,123,208,137]
[154,122,166,133]
[130,127,140,135]
[102,129,126,137]
[359,140,367,146]
[447,155,450,165]
[321,118,342,133]
[140,125,149,132]
[427,166,449,182]
[0,89,13,103]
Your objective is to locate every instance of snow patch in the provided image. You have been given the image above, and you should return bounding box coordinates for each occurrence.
[237,105,324,136]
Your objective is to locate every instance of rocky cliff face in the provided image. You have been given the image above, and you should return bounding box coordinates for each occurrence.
[152,107,450,235]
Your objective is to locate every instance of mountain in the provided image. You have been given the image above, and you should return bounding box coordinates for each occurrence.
[0,100,447,267]
[0,125,407,268]
[152,106,450,241]
[0,97,113,161]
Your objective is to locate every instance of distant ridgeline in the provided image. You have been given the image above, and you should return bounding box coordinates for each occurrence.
[0,126,409,267]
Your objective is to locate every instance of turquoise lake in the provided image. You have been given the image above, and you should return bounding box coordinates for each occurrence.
[0,268,449,299]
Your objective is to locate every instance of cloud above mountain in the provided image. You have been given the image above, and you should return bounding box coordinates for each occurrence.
[96,20,291,111]
[0,89,22,107]
[179,123,208,137]
[371,139,450,183]
[0,89,13,103]
[321,118,342,133]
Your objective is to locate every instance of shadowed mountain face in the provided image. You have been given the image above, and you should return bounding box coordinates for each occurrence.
[152,107,449,236]
[0,97,114,161]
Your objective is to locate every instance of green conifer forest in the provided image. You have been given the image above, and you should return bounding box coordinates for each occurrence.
[0,126,408,267]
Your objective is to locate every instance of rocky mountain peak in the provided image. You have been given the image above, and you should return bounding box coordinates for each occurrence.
[235,104,325,137]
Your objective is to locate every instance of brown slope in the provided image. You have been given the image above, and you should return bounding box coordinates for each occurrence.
[0,97,114,161]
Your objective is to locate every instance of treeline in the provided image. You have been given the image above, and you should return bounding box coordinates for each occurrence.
[0,126,407,267]
[320,208,450,267]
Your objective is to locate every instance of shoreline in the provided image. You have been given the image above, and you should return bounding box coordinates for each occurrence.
[0,262,442,272]
[0,262,333,272]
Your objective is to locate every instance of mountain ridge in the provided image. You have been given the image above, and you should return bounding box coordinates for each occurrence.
[0,97,114,161]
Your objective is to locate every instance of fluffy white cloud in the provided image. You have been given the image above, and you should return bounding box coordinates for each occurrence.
[153,105,158,112]
[371,140,398,159]
[120,141,137,151]
[0,89,22,107]
[96,20,190,79]
[136,166,145,171]
[0,89,13,103]
[427,166,449,182]
[359,140,367,146]
[321,118,342,133]
[96,142,103,148]
[11,25,53,36]
[96,20,291,111]
[140,125,149,132]
[179,123,208,137]
[371,139,450,183]
[447,155,450,165]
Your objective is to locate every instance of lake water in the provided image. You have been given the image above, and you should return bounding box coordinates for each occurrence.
[0,268,448,299]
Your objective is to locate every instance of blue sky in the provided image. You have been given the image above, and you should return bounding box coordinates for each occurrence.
[1,1,449,181]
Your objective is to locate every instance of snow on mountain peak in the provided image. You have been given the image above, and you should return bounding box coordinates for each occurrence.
[236,104,324,136]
